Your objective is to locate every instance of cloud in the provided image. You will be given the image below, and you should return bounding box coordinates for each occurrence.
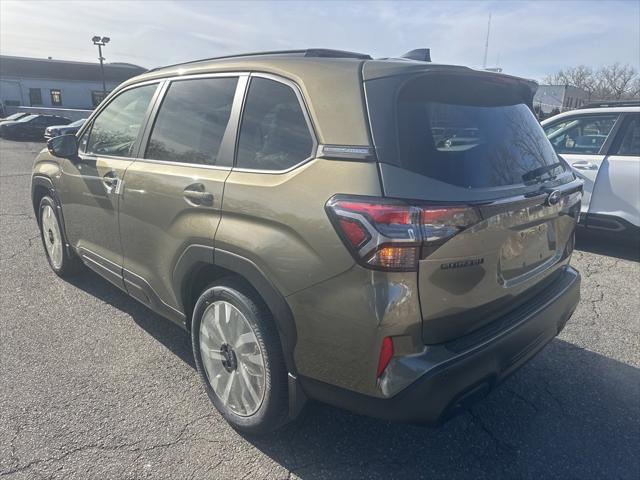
[1,0,638,79]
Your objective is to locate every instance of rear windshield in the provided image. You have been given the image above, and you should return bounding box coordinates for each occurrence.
[368,73,565,189]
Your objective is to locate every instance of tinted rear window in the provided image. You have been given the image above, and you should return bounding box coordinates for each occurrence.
[368,74,565,189]
[398,102,563,188]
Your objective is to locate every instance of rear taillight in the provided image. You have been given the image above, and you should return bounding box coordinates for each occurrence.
[326,195,480,271]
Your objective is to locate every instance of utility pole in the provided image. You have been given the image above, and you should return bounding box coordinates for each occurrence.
[92,36,110,95]
[482,13,491,70]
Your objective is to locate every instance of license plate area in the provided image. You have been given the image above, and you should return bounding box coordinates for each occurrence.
[499,221,558,284]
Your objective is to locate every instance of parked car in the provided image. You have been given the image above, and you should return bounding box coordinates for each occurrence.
[0,112,32,123]
[44,118,86,140]
[1,114,71,140]
[542,102,640,237]
[33,48,582,434]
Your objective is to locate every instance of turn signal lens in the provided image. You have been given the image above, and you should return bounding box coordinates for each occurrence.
[377,336,394,378]
[367,246,418,270]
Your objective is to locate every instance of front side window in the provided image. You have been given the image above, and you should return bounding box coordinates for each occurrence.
[544,115,618,155]
[86,84,156,157]
[236,77,313,171]
[50,89,62,106]
[145,77,238,166]
[613,115,640,156]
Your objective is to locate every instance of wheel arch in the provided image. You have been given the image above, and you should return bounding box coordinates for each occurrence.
[175,245,298,376]
[31,175,57,216]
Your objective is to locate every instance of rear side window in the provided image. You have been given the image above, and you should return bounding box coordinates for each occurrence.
[368,74,566,190]
[544,115,618,155]
[145,77,238,166]
[86,84,157,157]
[236,77,313,171]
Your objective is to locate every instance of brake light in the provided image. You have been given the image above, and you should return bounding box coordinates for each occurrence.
[377,337,394,378]
[326,195,480,271]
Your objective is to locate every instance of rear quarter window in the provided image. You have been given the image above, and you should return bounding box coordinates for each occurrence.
[236,77,314,171]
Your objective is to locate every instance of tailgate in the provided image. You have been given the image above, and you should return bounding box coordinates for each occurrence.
[418,184,581,343]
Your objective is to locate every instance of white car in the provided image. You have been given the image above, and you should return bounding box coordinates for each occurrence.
[542,103,640,238]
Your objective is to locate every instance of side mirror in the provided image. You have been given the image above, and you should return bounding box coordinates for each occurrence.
[47,134,78,159]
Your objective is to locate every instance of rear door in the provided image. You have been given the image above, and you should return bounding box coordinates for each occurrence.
[542,113,621,218]
[365,71,582,343]
[588,113,640,230]
[118,74,245,319]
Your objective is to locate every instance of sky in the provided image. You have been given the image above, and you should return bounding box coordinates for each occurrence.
[1,0,638,81]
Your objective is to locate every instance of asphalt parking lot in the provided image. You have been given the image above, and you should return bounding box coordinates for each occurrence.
[0,138,638,479]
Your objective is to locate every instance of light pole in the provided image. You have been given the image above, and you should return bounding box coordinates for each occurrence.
[91,36,110,96]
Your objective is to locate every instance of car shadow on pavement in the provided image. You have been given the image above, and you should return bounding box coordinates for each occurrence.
[66,269,639,478]
[576,229,639,262]
[248,340,640,479]
[66,270,196,369]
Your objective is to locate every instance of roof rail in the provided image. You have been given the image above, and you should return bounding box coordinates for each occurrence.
[579,100,640,109]
[148,48,371,72]
[303,48,371,60]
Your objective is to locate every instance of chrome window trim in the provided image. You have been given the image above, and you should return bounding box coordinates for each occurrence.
[76,71,319,174]
[135,72,249,170]
[133,157,232,171]
[232,72,319,175]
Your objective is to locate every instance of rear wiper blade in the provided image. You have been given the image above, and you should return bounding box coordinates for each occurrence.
[522,162,562,183]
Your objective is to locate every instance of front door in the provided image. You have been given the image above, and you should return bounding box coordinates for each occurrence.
[589,113,640,229]
[543,113,621,218]
[59,83,159,287]
[118,75,244,319]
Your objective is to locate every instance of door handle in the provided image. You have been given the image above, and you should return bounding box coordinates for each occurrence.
[183,184,214,206]
[572,161,599,170]
[102,171,119,192]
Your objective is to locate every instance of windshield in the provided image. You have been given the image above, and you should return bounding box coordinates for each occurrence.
[70,119,86,127]
[3,113,25,121]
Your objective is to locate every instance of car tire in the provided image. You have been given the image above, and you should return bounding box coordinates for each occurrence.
[192,279,289,435]
[38,196,83,277]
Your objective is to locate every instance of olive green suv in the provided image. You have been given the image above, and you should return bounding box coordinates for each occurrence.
[32,48,582,434]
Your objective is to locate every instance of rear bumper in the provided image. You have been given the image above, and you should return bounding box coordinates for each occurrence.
[300,265,580,424]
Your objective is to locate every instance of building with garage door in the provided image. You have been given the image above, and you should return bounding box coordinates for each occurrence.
[0,55,145,114]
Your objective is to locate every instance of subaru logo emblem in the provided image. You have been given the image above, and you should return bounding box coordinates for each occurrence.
[546,190,561,206]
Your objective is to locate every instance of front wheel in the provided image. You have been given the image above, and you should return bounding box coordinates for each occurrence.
[38,196,82,277]
[192,280,289,435]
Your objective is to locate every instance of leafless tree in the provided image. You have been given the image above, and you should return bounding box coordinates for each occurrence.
[596,63,638,100]
[543,65,595,97]
[543,63,639,101]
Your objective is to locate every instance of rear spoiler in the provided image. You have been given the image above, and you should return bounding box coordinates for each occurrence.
[390,67,539,109]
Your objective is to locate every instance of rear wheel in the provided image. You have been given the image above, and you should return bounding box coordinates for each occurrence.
[38,196,82,277]
[192,280,289,434]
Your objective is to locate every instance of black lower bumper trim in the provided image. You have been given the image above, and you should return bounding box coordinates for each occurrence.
[300,266,581,425]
